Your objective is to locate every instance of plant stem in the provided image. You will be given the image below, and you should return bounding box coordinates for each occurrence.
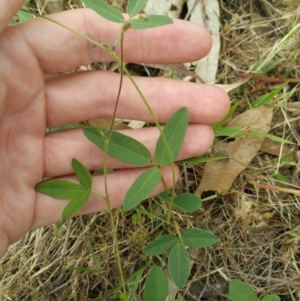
[21,10,112,53]
[90,191,106,199]
[119,64,177,222]
[109,30,125,133]
[103,139,127,296]
[31,11,179,283]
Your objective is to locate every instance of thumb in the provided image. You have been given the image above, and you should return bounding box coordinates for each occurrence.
[0,0,25,32]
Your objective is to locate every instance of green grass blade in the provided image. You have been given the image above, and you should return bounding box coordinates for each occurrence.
[72,158,92,190]
[36,180,85,199]
[214,126,243,138]
[272,171,290,184]
[102,264,149,300]
[123,167,161,211]
[173,193,202,213]
[181,228,218,248]
[82,0,124,23]
[263,58,285,73]
[68,266,100,273]
[276,84,299,107]
[276,22,300,54]
[212,101,242,130]
[130,266,146,299]
[179,156,227,163]
[229,280,258,301]
[48,123,79,133]
[143,234,177,255]
[127,0,148,17]
[130,15,173,30]
[62,192,90,219]
[168,243,190,289]
[251,81,289,108]
[155,107,188,167]
[83,127,151,166]
[249,130,295,144]
[143,266,169,301]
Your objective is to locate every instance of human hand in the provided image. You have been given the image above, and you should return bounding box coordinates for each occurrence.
[0,1,229,257]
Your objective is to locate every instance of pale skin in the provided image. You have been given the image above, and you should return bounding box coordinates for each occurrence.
[0,1,230,258]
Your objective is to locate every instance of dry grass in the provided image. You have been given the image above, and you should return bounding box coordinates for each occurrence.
[1,0,300,300]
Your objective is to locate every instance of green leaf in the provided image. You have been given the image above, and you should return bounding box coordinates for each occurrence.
[62,192,90,219]
[82,0,124,23]
[168,243,190,289]
[249,130,295,145]
[143,266,169,301]
[130,15,173,30]
[18,9,32,22]
[72,158,92,190]
[119,293,130,301]
[127,0,148,17]
[143,234,177,255]
[173,193,202,213]
[260,295,281,301]
[181,228,218,248]
[83,127,151,166]
[155,107,188,166]
[36,180,85,199]
[123,168,161,211]
[229,280,258,301]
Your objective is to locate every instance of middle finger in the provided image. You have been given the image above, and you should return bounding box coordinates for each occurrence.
[45,71,229,127]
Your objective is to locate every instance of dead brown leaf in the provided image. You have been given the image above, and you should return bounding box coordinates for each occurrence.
[87,118,130,130]
[260,138,293,157]
[196,106,273,195]
[38,0,64,14]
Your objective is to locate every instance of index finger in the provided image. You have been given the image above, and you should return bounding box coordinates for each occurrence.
[7,8,212,74]
[0,0,24,31]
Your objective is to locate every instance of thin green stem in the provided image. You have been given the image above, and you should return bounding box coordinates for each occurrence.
[109,55,177,221]
[90,191,106,199]
[109,30,124,133]
[120,65,176,223]
[103,139,127,296]
[29,11,179,286]
[20,10,112,53]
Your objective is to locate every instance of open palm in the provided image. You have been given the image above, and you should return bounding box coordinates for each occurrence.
[0,1,229,257]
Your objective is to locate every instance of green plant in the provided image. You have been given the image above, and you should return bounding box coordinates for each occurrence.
[10,0,33,24]
[35,0,218,300]
[229,280,281,301]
